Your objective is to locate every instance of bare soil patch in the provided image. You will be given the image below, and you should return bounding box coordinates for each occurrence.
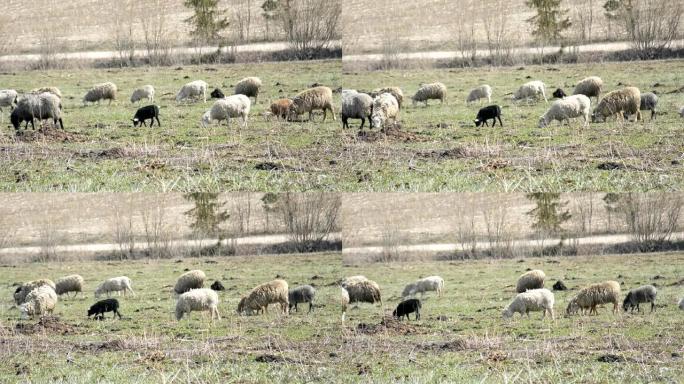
[14,316,80,335]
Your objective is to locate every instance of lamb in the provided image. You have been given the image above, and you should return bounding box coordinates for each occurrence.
[502,288,555,320]
[19,285,57,319]
[572,76,603,102]
[201,94,251,129]
[513,80,547,103]
[83,82,118,105]
[174,270,206,295]
[130,85,155,104]
[288,284,316,313]
[210,281,225,291]
[288,86,335,122]
[94,276,135,298]
[341,90,373,129]
[552,88,567,99]
[566,280,621,315]
[538,95,591,128]
[393,298,421,321]
[30,87,62,99]
[638,92,658,120]
[234,77,262,104]
[622,285,657,313]
[592,87,641,122]
[87,298,122,320]
[401,276,444,298]
[237,279,289,315]
[14,279,57,305]
[210,88,225,99]
[371,87,404,109]
[55,274,84,297]
[516,270,546,293]
[176,80,208,103]
[175,288,220,321]
[0,89,18,118]
[412,82,447,106]
[466,85,492,104]
[474,105,503,127]
[371,93,399,128]
[11,93,64,131]
[269,98,293,121]
[132,105,161,127]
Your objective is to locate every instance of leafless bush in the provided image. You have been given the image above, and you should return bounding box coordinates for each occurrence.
[0,15,14,57]
[279,0,341,57]
[111,0,136,66]
[481,0,514,65]
[112,207,136,261]
[618,193,682,244]
[454,196,478,258]
[139,0,174,65]
[482,202,515,258]
[455,17,478,66]
[571,0,596,43]
[374,26,407,70]
[377,220,401,263]
[617,0,683,56]
[140,196,174,259]
[574,192,596,236]
[277,193,340,250]
[233,0,254,44]
[35,219,60,263]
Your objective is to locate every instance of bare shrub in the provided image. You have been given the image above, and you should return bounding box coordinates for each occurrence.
[112,207,136,261]
[377,220,401,263]
[279,0,341,57]
[454,196,478,258]
[481,0,514,65]
[111,0,137,66]
[35,219,60,263]
[574,192,596,236]
[616,0,683,57]
[618,193,682,244]
[140,196,174,259]
[455,17,478,66]
[481,201,516,258]
[277,193,340,251]
[139,0,174,65]
[233,0,255,44]
[0,15,15,57]
[376,29,405,71]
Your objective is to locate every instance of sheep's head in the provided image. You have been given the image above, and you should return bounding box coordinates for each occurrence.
[200,111,211,128]
[538,116,549,128]
[502,308,513,319]
[566,299,580,315]
[236,297,246,314]
[19,303,31,320]
[132,118,141,127]
[474,119,483,127]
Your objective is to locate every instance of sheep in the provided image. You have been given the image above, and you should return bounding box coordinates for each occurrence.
[210,88,225,99]
[132,105,161,127]
[14,279,57,305]
[237,279,289,315]
[474,105,503,127]
[552,88,567,99]
[502,288,555,320]
[401,276,444,298]
[0,89,18,119]
[340,287,350,321]
[30,87,62,99]
[513,80,547,103]
[623,285,657,313]
[466,85,492,104]
[592,87,641,122]
[341,90,373,129]
[371,93,399,129]
[175,288,220,321]
[638,92,658,121]
[572,76,603,102]
[288,284,316,313]
[55,274,84,297]
[19,285,57,320]
[234,77,262,104]
[566,280,621,315]
[174,270,206,295]
[83,82,118,105]
[371,87,404,109]
[11,93,64,131]
[201,94,251,129]
[88,298,122,320]
[393,298,421,320]
[269,98,293,121]
[210,281,225,291]
[289,86,335,122]
[538,94,591,128]
[130,85,155,104]
[412,82,447,106]
[341,275,368,286]
[176,80,208,103]
[516,270,546,293]
[94,276,135,298]
[341,279,382,306]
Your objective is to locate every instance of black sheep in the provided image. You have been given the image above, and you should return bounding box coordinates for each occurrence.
[552,88,567,99]
[87,298,123,320]
[474,105,503,127]
[393,298,421,321]
[11,108,37,131]
[210,280,225,291]
[210,88,225,99]
[132,105,161,127]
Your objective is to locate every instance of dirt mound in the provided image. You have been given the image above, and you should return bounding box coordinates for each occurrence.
[80,148,127,159]
[15,126,85,143]
[420,339,469,351]
[355,317,422,335]
[14,316,78,335]
[255,354,296,363]
[356,124,424,143]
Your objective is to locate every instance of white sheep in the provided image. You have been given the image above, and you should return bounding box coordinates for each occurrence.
[176,80,208,103]
[371,87,404,109]
[83,82,118,105]
[130,85,155,104]
[341,90,373,129]
[175,288,220,321]
[466,85,492,104]
[538,95,591,128]
[201,94,251,129]
[94,276,135,298]
[502,288,555,320]
[289,86,336,122]
[14,279,57,305]
[0,89,18,120]
[513,80,547,103]
[402,276,444,298]
[237,279,289,315]
[371,93,399,128]
[592,87,641,122]
[566,281,621,315]
[234,77,262,104]
[516,270,546,293]
[174,270,206,295]
[572,76,603,102]
[412,82,447,106]
[55,274,85,297]
[19,285,58,319]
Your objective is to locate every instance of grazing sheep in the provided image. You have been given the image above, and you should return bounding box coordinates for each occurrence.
[466,85,492,104]
[341,275,368,286]
[94,276,135,298]
[566,281,621,315]
[538,94,591,128]
[237,279,289,315]
[11,93,64,131]
[55,274,84,297]
[572,76,603,102]
[402,276,444,298]
[0,89,18,118]
[288,285,316,313]
[176,80,208,103]
[175,288,220,321]
[342,279,382,306]
[513,80,547,103]
[393,298,422,320]
[30,87,62,99]
[412,82,447,106]
[552,88,567,99]
[19,285,57,319]
[14,279,57,305]
[132,105,161,127]
[269,98,293,120]
[371,87,404,108]
[371,93,399,129]
[502,288,555,320]
[130,85,155,104]
[553,280,568,291]
[592,87,641,122]
[623,285,657,313]
[234,77,262,104]
[516,270,546,293]
[638,92,658,120]
[83,82,118,105]
[340,287,350,321]
[201,94,251,129]
[289,86,335,122]
[474,105,503,127]
[88,298,122,320]
[174,270,206,295]
[210,88,225,99]
[210,281,225,291]
[341,90,373,129]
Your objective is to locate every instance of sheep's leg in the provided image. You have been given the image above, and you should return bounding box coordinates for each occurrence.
[308,111,313,122]
[308,301,313,313]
